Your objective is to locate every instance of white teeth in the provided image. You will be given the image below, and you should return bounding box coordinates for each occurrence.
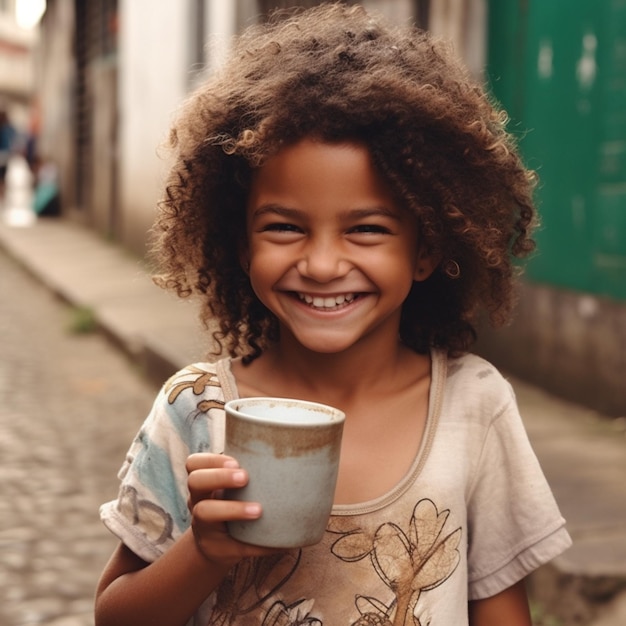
[298,293,355,309]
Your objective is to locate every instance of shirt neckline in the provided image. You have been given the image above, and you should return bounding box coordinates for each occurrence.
[215,350,447,516]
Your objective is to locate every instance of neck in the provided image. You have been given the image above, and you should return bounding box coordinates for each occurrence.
[264,330,416,403]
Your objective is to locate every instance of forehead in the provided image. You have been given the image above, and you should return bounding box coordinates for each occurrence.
[247,138,399,213]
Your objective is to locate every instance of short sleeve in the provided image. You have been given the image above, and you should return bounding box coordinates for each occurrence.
[466,389,572,600]
[99,363,224,563]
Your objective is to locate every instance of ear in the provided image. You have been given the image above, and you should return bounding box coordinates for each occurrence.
[413,249,440,282]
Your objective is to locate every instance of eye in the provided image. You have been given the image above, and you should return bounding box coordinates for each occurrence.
[348,223,392,235]
[261,222,303,233]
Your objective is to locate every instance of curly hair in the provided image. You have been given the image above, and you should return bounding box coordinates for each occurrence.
[150,2,537,362]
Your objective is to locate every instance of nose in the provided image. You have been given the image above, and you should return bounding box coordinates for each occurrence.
[296,236,350,283]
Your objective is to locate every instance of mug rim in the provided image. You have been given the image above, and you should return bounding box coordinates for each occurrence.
[225,396,345,426]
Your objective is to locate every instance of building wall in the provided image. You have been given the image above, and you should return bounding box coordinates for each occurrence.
[476,283,626,416]
[480,0,626,415]
[117,0,192,253]
[88,57,118,235]
[0,0,37,139]
[35,0,75,212]
[429,0,486,77]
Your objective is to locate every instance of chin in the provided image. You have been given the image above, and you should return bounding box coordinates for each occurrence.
[296,339,358,355]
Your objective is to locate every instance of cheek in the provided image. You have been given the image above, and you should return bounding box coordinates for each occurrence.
[248,242,294,271]
[247,258,274,297]
[368,244,419,276]
[247,272,281,316]
[246,269,265,302]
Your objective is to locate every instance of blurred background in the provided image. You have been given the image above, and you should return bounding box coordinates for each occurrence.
[2,0,622,415]
[0,1,624,625]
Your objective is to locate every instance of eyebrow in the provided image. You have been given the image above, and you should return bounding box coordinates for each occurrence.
[251,204,402,220]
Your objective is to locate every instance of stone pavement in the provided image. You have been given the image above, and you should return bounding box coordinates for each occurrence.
[0,243,157,625]
[1,216,625,625]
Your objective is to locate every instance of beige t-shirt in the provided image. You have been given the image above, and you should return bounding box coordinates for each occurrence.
[101,350,572,625]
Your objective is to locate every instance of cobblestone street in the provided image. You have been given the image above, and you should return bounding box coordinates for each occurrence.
[0,248,158,625]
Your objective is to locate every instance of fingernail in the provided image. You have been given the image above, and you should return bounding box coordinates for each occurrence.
[232,470,247,485]
[223,459,239,469]
[244,503,262,517]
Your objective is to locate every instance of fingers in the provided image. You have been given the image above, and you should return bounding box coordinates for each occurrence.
[187,466,247,499]
[186,452,238,473]
[184,454,276,568]
[185,451,262,520]
[186,453,261,521]
[190,510,278,568]
[187,453,248,503]
[193,497,262,523]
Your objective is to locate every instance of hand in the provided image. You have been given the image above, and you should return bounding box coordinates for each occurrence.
[186,453,277,569]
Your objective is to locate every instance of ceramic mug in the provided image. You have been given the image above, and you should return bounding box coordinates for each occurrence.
[224,397,345,548]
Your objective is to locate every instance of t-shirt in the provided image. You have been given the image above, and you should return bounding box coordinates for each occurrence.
[100,350,572,625]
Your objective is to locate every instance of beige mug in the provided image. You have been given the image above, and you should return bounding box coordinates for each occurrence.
[224,397,345,548]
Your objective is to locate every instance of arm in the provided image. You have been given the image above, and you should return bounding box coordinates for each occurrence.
[95,454,277,626]
[95,531,228,626]
[468,580,532,626]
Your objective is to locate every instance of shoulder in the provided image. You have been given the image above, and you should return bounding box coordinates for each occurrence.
[436,351,517,424]
[131,359,232,457]
[441,351,514,397]
[149,359,232,428]
[162,361,224,407]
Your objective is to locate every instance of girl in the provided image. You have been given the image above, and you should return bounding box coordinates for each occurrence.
[96,4,571,625]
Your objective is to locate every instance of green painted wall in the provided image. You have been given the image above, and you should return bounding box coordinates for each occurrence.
[487,0,626,299]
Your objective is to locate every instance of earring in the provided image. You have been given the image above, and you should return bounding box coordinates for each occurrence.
[443,259,461,279]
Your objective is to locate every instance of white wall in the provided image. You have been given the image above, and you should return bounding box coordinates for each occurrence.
[0,2,37,119]
[118,0,193,253]
[429,0,486,77]
[205,0,237,74]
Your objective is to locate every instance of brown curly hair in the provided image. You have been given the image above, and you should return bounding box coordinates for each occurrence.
[150,2,537,362]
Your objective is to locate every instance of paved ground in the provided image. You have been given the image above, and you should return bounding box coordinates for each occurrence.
[0,247,157,625]
[0,217,625,625]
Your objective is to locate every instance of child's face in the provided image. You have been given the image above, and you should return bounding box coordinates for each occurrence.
[244,137,435,355]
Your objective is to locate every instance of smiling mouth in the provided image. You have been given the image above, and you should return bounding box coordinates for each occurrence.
[296,293,358,310]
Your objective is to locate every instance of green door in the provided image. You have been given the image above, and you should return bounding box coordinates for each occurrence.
[487,0,626,299]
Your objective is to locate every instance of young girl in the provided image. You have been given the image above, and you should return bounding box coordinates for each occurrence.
[96,4,571,625]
